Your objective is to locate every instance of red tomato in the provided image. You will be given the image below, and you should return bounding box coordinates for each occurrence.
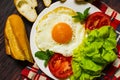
[48,53,73,79]
[85,12,111,30]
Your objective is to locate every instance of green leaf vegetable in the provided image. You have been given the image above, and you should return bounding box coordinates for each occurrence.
[72,7,90,23]
[35,50,54,67]
[70,26,117,80]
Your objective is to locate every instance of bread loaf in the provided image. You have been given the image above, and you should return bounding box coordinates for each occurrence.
[4,14,34,63]
[14,0,38,22]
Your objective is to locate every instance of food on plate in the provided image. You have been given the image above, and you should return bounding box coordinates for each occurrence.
[72,7,90,23]
[35,49,54,67]
[35,50,73,78]
[34,4,117,79]
[52,22,73,44]
[48,53,73,79]
[85,12,111,30]
[4,14,34,63]
[14,0,38,22]
[43,0,52,7]
[70,26,117,80]
[35,6,85,57]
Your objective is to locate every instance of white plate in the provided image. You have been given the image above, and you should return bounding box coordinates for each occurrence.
[30,0,100,80]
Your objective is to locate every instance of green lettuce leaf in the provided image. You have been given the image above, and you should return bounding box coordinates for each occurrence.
[71,26,117,80]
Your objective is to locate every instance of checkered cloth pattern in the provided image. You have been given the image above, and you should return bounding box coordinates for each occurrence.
[21,1,120,80]
[21,63,51,80]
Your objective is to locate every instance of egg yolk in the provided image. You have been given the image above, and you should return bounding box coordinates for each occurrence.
[52,22,72,44]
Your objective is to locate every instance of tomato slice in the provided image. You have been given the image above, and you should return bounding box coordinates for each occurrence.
[48,53,73,79]
[85,12,111,30]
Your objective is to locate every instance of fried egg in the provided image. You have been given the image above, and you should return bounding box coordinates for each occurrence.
[35,6,85,56]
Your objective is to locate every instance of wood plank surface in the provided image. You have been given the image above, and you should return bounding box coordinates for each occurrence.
[0,0,120,80]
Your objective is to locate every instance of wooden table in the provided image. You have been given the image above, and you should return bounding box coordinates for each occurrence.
[0,0,120,80]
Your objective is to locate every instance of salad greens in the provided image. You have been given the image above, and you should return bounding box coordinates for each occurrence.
[72,7,90,23]
[35,50,54,67]
[70,26,117,80]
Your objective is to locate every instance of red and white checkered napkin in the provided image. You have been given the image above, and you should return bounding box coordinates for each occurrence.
[21,63,51,80]
[21,1,120,80]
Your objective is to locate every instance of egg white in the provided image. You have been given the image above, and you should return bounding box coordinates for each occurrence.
[35,6,85,56]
